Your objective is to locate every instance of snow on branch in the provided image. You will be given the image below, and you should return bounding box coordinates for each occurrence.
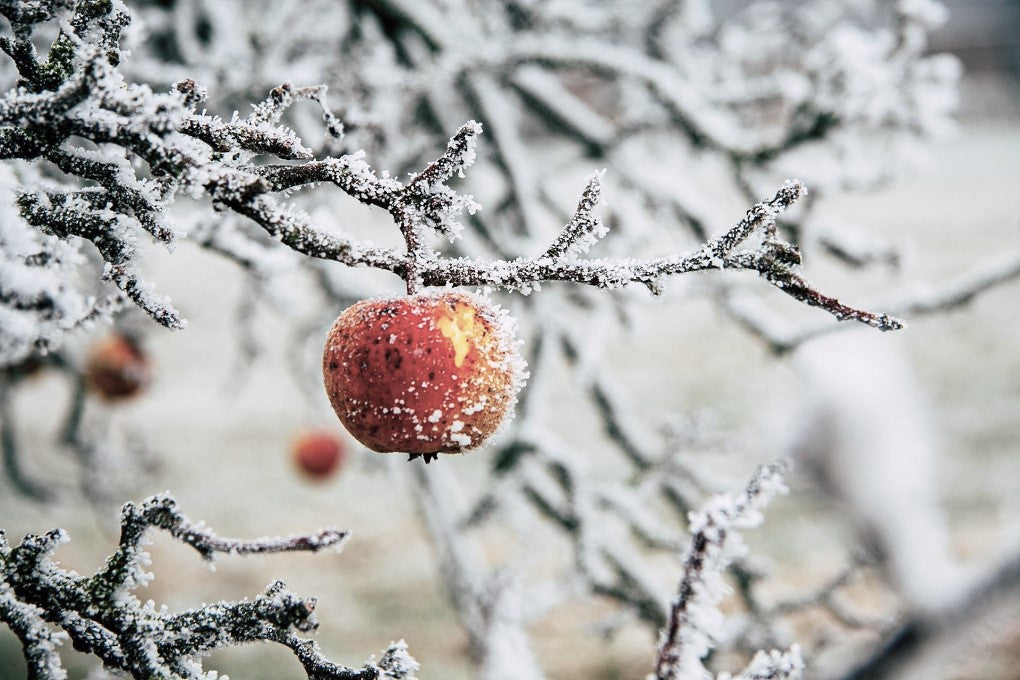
[0,492,420,680]
[0,0,902,368]
[654,461,803,680]
[542,170,608,259]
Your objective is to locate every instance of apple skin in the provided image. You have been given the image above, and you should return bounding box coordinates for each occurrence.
[293,431,345,479]
[322,292,524,459]
[85,335,151,400]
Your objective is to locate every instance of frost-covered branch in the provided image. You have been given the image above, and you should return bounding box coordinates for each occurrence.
[654,462,803,680]
[0,492,419,680]
[0,0,905,368]
[406,436,813,680]
[467,332,794,642]
[412,178,901,330]
[723,246,1020,354]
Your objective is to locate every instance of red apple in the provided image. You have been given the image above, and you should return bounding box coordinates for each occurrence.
[322,291,525,461]
[85,335,150,400]
[293,430,346,479]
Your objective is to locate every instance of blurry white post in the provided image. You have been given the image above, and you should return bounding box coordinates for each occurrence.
[790,330,968,613]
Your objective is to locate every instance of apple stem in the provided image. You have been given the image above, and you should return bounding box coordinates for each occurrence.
[397,206,425,295]
[405,270,420,296]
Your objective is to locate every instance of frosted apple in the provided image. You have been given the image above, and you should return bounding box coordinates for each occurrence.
[293,430,346,479]
[322,292,525,460]
[85,335,151,400]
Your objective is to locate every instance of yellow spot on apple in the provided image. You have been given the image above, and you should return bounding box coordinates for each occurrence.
[438,303,478,367]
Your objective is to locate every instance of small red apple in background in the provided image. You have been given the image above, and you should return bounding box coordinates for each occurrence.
[322,291,526,461]
[293,430,346,480]
[85,334,151,400]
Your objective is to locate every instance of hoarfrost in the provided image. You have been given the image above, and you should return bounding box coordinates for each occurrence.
[0,493,416,679]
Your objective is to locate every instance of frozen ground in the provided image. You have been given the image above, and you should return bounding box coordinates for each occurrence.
[1,121,1019,679]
